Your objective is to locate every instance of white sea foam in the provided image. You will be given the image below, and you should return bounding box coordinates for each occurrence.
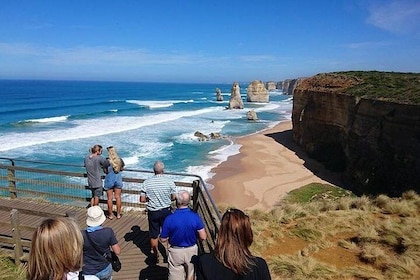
[269,90,284,96]
[126,99,194,109]
[0,107,220,152]
[253,103,280,112]
[185,139,241,189]
[122,155,139,166]
[23,115,70,123]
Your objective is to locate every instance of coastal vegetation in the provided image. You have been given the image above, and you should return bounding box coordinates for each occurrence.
[246,184,420,280]
[319,71,420,104]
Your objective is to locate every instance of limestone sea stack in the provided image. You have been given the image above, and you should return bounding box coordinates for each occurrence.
[215,88,223,101]
[228,82,244,109]
[247,80,269,103]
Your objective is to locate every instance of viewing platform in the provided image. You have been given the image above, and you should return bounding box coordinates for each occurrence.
[0,157,220,280]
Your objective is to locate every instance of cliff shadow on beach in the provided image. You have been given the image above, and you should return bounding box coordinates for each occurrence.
[264,129,346,189]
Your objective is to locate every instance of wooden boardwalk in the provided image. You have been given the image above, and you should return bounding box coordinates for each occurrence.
[0,197,170,280]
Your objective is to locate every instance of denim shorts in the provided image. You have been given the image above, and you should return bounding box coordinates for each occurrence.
[91,187,103,197]
[95,263,112,280]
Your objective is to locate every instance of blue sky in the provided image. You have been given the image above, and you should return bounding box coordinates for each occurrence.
[0,0,419,83]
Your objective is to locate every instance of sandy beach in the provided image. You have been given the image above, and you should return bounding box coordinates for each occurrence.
[208,120,342,211]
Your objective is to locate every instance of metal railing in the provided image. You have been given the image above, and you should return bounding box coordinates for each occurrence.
[0,157,221,256]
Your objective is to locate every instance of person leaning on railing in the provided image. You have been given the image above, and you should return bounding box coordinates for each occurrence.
[84,144,108,206]
[103,146,125,220]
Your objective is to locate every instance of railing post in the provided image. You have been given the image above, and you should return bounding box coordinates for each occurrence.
[10,209,23,265]
[7,164,17,199]
[192,180,200,212]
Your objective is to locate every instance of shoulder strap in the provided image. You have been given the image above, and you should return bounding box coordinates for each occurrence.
[78,272,85,280]
[84,230,108,260]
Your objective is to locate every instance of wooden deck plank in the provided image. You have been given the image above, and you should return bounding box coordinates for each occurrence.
[0,197,169,280]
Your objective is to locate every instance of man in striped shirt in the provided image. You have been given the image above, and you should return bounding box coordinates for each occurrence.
[140,160,177,262]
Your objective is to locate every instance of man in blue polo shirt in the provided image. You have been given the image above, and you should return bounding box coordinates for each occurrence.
[160,190,207,280]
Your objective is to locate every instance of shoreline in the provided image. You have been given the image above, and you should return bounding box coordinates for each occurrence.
[207,120,341,211]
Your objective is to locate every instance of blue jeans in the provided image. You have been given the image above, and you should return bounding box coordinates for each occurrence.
[95,263,113,280]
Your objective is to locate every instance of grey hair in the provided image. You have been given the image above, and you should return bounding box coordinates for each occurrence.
[176,190,191,206]
[153,161,164,174]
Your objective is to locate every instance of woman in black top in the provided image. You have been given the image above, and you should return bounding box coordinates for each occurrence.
[197,208,271,280]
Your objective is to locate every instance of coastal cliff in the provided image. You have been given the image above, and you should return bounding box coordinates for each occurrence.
[292,71,420,195]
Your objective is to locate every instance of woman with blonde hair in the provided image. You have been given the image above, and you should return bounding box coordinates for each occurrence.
[27,217,98,280]
[196,208,271,279]
[103,146,125,219]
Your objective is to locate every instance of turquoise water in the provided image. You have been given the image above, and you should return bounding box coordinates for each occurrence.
[0,80,292,186]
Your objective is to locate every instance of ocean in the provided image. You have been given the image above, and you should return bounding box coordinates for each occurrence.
[0,80,292,189]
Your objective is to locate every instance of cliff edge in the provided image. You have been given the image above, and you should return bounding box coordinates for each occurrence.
[292,71,420,195]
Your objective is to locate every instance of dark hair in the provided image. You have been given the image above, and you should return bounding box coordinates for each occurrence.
[214,208,255,275]
[90,144,103,154]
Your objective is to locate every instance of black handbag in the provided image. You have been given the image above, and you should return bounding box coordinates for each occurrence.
[85,230,122,272]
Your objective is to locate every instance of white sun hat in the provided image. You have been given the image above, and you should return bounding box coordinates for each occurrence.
[86,206,106,227]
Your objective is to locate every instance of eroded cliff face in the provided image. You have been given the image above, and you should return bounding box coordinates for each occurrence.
[292,74,420,195]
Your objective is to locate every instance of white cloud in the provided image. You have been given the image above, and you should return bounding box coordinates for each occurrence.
[345,41,391,49]
[366,0,420,35]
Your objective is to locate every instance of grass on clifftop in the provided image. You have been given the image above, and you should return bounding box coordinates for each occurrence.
[330,71,420,104]
[245,185,420,280]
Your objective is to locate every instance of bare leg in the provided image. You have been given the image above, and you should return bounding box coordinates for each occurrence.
[115,188,122,218]
[92,196,100,206]
[150,237,159,257]
[106,189,115,218]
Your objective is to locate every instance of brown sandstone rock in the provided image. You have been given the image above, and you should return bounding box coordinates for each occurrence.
[228,82,244,109]
[247,80,269,102]
[246,110,258,120]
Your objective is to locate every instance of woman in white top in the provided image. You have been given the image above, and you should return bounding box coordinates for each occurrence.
[27,217,99,280]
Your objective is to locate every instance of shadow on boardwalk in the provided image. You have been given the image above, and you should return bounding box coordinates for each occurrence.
[124,225,169,280]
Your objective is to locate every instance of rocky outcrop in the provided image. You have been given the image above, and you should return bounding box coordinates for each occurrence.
[246,110,258,120]
[282,78,303,95]
[292,72,420,196]
[266,82,277,91]
[215,88,223,101]
[228,82,244,109]
[194,131,222,141]
[247,80,269,102]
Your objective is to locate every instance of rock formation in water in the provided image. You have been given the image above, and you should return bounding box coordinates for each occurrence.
[194,131,222,141]
[266,81,277,91]
[247,110,258,120]
[292,71,420,196]
[228,82,244,109]
[215,88,223,101]
[247,80,269,102]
